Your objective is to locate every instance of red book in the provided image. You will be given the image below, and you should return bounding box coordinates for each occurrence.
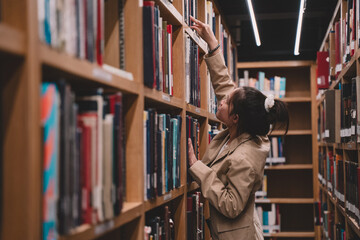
[167,24,173,95]
[316,51,329,89]
[78,119,93,224]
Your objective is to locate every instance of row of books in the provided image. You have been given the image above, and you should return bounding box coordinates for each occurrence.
[38,0,125,67]
[143,109,182,200]
[185,33,201,107]
[239,70,286,99]
[266,137,285,166]
[187,192,205,240]
[144,205,175,240]
[318,77,360,144]
[143,1,174,95]
[41,82,126,238]
[183,0,198,27]
[255,204,281,234]
[318,150,360,225]
[208,124,220,142]
[186,116,200,183]
[315,194,348,240]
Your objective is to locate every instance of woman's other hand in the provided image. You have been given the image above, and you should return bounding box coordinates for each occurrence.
[190,16,218,51]
[188,138,198,167]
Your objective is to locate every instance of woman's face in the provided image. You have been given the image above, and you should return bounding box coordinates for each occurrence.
[216,89,236,125]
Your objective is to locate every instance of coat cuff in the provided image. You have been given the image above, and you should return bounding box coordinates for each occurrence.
[204,50,225,67]
[189,160,212,186]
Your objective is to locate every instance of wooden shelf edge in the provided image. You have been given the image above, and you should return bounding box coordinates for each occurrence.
[145,186,185,212]
[184,28,207,54]
[264,232,315,237]
[270,130,312,136]
[185,104,208,118]
[236,60,314,69]
[265,164,313,170]
[144,87,183,109]
[255,198,314,204]
[40,44,140,94]
[263,231,315,238]
[207,112,220,123]
[154,0,183,26]
[0,23,25,56]
[280,97,312,103]
[59,202,143,240]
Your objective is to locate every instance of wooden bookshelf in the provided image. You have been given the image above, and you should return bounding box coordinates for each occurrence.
[316,0,360,239]
[0,0,239,239]
[0,23,25,56]
[237,61,318,238]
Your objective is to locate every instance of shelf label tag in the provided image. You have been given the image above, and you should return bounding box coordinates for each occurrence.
[164,193,172,201]
[162,94,171,102]
[95,220,114,235]
[93,68,112,82]
[195,108,200,113]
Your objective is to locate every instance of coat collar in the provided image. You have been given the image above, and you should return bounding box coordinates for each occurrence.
[202,130,253,167]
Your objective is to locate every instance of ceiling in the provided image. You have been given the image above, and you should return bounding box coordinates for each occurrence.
[215,0,339,62]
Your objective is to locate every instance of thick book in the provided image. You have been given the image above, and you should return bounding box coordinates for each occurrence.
[41,83,60,240]
[324,89,341,143]
[316,51,330,89]
[143,1,156,88]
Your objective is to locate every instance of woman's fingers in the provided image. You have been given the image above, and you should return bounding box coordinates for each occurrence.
[189,25,201,33]
[190,16,205,27]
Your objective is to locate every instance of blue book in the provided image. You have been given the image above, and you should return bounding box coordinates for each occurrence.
[41,83,60,240]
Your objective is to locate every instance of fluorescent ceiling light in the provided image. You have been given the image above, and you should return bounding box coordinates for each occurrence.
[246,0,261,46]
[294,0,305,55]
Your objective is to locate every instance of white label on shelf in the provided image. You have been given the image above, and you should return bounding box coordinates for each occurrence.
[325,130,330,138]
[164,193,172,201]
[352,110,357,119]
[352,125,356,135]
[317,134,320,140]
[102,64,134,81]
[139,0,143,7]
[351,41,355,50]
[340,129,344,137]
[95,220,114,235]
[162,94,171,102]
[195,108,200,113]
[93,68,112,82]
[348,128,352,137]
[357,125,360,134]
[255,191,267,197]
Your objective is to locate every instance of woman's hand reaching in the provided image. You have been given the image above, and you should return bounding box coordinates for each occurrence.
[187,138,198,167]
[190,16,218,51]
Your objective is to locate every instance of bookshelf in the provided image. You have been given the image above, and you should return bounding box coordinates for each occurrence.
[237,61,318,238]
[0,0,238,240]
[316,0,360,239]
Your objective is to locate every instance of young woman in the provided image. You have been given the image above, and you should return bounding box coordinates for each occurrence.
[187,16,289,240]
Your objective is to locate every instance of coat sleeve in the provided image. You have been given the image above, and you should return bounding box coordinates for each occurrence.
[204,51,236,103]
[189,158,255,219]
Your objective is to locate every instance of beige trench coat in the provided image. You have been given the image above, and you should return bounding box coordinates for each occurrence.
[189,51,269,240]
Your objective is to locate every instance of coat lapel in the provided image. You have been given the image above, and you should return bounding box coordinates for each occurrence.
[209,133,253,167]
[201,130,230,166]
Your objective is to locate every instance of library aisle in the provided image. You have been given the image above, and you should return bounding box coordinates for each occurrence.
[0,0,355,240]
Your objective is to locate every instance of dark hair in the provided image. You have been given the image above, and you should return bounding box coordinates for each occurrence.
[229,87,289,137]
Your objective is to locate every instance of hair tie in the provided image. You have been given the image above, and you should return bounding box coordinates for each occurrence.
[264,94,275,112]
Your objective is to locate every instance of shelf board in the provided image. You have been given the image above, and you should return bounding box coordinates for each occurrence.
[40,44,139,94]
[265,164,313,170]
[279,97,311,103]
[263,231,315,238]
[145,186,185,212]
[58,202,143,240]
[154,0,183,26]
[237,60,314,69]
[255,198,314,204]
[346,213,360,237]
[208,112,220,124]
[186,104,208,118]
[337,51,357,81]
[318,142,358,150]
[187,181,200,192]
[0,23,25,56]
[144,87,184,109]
[270,130,312,136]
[317,142,334,147]
[184,27,207,54]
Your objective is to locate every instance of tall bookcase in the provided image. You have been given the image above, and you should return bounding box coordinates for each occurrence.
[0,0,238,240]
[316,0,360,239]
[237,61,319,239]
